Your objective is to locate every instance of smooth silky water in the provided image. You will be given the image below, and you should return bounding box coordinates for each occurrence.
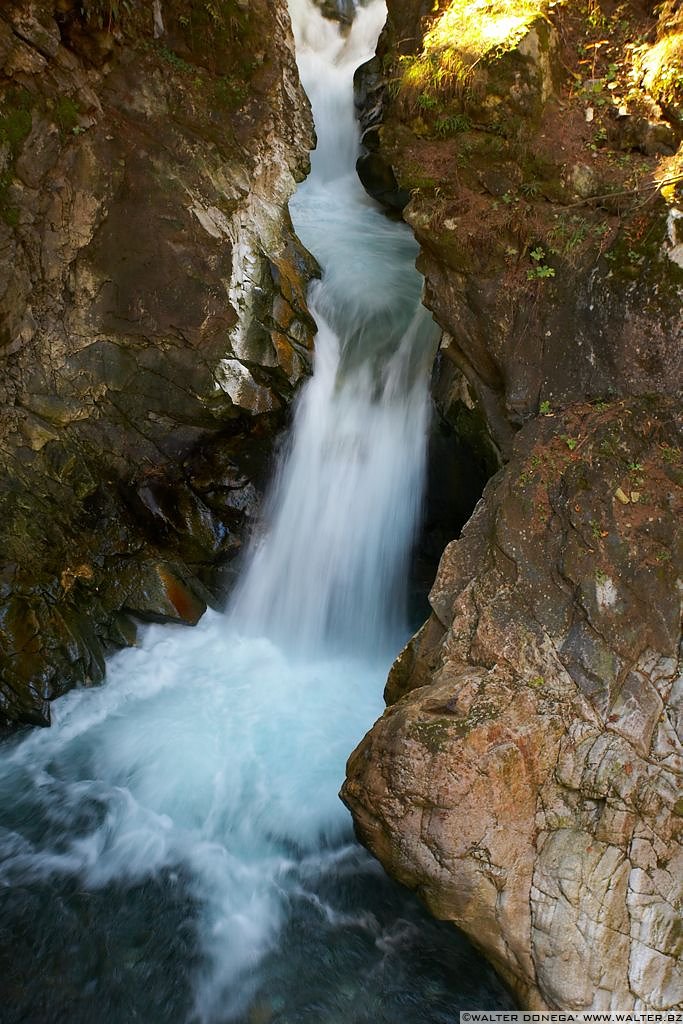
[0,2,514,1021]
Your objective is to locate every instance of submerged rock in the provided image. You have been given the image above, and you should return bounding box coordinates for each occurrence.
[343,397,683,1010]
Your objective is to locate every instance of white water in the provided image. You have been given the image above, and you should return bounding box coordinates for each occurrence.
[0,2,446,1021]
[231,0,436,655]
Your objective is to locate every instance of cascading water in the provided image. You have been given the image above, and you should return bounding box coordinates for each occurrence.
[0,2,514,1022]
[231,0,436,657]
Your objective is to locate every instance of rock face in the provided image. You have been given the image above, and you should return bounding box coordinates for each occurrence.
[343,397,683,1010]
[0,0,315,727]
[344,0,683,1011]
[354,0,683,459]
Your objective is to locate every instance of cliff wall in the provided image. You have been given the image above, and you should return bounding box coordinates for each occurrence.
[344,0,682,1009]
[0,0,316,726]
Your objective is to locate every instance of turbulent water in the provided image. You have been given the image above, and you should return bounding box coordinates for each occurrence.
[0,2,514,1022]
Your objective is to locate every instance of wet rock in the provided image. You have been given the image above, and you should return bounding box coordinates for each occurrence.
[354,56,384,133]
[118,562,207,625]
[317,0,355,26]
[356,149,410,213]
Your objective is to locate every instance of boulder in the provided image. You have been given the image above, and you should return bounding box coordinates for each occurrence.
[343,397,683,1009]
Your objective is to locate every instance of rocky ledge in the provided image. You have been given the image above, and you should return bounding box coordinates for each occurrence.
[343,396,682,1010]
[0,0,315,727]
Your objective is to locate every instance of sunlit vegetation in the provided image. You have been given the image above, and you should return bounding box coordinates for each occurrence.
[395,0,548,107]
[638,1,683,115]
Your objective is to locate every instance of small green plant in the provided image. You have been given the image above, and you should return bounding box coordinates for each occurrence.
[595,569,608,585]
[660,444,681,464]
[587,125,608,153]
[563,436,579,451]
[527,264,555,280]
[416,92,439,111]
[0,106,32,150]
[158,46,194,73]
[434,113,471,135]
[539,400,552,415]
[213,76,248,109]
[53,96,81,133]
[547,214,592,266]
[520,180,540,198]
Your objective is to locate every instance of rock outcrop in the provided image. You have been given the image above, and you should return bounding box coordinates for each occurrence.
[344,0,683,1011]
[354,0,682,459]
[0,0,316,727]
[343,397,682,1010]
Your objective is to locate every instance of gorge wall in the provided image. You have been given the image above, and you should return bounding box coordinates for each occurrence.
[0,0,316,727]
[1,0,681,1010]
[344,0,682,1011]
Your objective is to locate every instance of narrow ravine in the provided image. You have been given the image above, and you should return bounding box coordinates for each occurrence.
[0,2,514,1022]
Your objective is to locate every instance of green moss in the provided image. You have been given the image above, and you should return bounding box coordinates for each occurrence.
[0,107,32,151]
[0,93,34,227]
[411,718,453,753]
[53,97,81,134]
[398,161,438,195]
[605,207,683,299]
[213,75,249,111]
[411,700,500,752]
[1,203,20,228]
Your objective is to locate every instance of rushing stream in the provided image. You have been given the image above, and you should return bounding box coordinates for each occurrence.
[0,2,514,1021]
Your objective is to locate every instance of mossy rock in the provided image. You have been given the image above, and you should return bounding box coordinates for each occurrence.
[396,0,559,126]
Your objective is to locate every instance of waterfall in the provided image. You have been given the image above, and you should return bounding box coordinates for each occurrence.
[231,0,436,656]
[0,3,512,1022]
